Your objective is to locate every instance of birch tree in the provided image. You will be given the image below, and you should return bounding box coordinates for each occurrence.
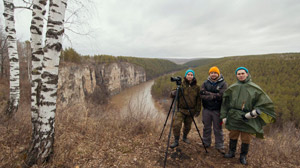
[3,0,20,116]
[25,0,68,166]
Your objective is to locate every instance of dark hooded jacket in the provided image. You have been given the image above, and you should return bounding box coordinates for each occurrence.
[220,74,276,138]
[200,75,227,111]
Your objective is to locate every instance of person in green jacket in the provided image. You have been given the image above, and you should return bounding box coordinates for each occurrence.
[220,67,276,165]
[170,69,202,148]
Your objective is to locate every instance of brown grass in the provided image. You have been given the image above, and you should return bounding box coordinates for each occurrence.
[1,79,300,167]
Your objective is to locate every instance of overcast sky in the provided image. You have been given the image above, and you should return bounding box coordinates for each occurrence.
[1,0,300,58]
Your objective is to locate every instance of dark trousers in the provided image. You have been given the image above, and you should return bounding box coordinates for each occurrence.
[202,108,224,149]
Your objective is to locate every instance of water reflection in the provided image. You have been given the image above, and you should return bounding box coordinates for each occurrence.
[110,80,165,119]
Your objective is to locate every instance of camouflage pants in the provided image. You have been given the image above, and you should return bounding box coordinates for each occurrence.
[172,111,193,137]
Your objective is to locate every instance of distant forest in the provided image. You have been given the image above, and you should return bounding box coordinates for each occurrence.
[61,47,184,80]
[152,53,300,127]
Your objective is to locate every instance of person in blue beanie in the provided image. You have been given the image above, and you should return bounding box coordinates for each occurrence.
[221,67,276,165]
[169,69,202,148]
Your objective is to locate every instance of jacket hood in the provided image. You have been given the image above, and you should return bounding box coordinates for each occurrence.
[184,77,197,86]
[208,74,224,83]
[237,74,252,84]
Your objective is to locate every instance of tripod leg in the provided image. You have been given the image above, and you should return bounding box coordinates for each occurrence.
[180,88,208,153]
[159,96,176,140]
[163,87,179,168]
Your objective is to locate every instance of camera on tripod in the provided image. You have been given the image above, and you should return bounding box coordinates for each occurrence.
[170,76,182,85]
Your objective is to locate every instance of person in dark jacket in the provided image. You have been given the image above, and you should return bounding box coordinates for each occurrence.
[220,67,276,165]
[170,69,201,148]
[200,66,227,154]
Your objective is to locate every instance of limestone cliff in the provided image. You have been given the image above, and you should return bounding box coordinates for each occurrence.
[57,62,146,108]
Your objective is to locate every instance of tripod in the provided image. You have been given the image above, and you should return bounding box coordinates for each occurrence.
[159,81,208,168]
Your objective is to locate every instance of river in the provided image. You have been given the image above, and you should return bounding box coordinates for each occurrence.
[110,80,166,120]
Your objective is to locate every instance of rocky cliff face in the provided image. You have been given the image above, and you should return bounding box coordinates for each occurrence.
[57,62,146,109]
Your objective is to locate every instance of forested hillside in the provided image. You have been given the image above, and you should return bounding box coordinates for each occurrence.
[61,48,184,80]
[152,53,300,127]
[183,58,218,68]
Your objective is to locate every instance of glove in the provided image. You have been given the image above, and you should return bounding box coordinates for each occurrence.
[222,118,227,125]
[200,90,206,95]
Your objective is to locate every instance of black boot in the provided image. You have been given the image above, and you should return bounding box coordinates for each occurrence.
[224,139,237,158]
[170,136,179,148]
[240,143,249,165]
[183,134,191,144]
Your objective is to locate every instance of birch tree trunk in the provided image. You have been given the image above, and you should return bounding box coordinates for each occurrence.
[25,0,48,166]
[25,0,68,166]
[3,0,20,116]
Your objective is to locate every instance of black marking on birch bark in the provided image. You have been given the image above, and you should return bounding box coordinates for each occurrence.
[39,0,47,6]
[30,25,43,35]
[9,57,18,62]
[51,108,57,113]
[48,19,63,26]
[41,86,54,92]
[33,4,42,10]
[4,2,14,10]
[45,76,58,85]
[41,101,56,106]
[41,71,58,84]
[31,19,36,24]
[7,16,14,22]
[33,16,43,21]
[31,107,39,113]
[62,1,67,6]
[48,43,62,52]
[32,55,41,62]
[36,81,42,107]
[32,50,44,56]
[46,29,64,39]
[52,3,59,8]
[50,92,57,97]
[7,35,15,40]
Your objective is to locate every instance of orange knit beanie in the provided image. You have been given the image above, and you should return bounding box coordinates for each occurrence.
[209,66,220,76]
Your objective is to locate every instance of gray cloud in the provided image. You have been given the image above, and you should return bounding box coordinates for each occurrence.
[1,0,299,58]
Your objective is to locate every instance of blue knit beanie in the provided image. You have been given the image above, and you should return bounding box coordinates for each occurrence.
[235,67,249,74]
[185,69,195,77]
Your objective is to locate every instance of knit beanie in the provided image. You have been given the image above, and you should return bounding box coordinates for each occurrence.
[208,66,220,76]
[235,67,249,74]
[185,69,195,77]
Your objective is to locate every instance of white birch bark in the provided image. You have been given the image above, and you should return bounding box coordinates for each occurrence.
[25,0,68,165]
[38,0,67,159]
[3,0,20,115]
[30,0,47,119]
[26,0,48,165]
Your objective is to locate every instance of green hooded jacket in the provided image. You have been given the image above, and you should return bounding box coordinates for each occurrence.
[220,75,276,138]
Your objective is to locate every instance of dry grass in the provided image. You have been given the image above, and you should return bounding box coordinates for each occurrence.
[250,123,300,167]
[1,80,300,167]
